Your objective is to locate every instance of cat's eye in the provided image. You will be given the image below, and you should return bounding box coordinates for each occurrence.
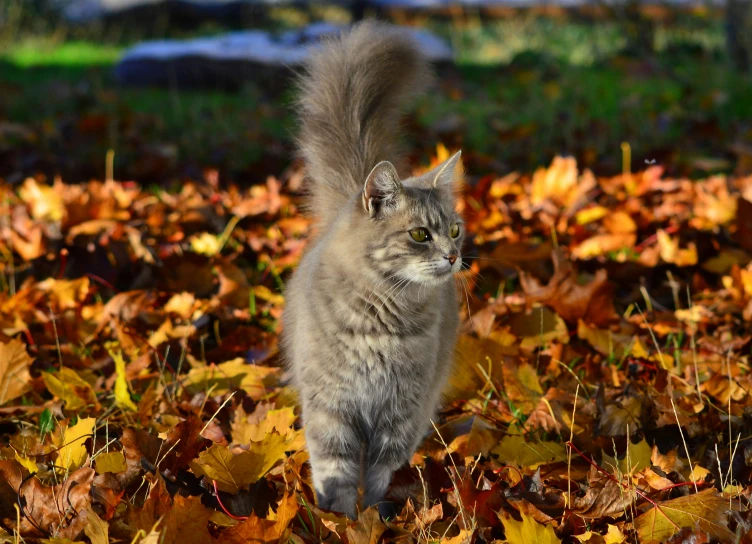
[450,223,460,238]
[410,228,430,242]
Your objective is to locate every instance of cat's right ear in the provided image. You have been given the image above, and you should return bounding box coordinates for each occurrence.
[363,161,403,218]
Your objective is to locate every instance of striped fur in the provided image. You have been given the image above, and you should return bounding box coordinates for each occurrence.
[282,22,464,519]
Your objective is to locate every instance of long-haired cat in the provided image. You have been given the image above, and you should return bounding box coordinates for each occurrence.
[282,21,464,519]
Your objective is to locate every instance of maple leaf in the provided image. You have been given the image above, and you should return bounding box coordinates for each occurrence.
[94,451,127,474]
[520,250,617,326]
[56,417,96,473]
[190,432,288,493]
[0,337,33,406]
[500,512,561,544]
[182,358,280,398]
[633,489,735,544]
[19,178,64,221]
[216,492,298,543]
[43,367,100,411]
[530,156,595,210]
[492,434,567,470]
[0,460,95,537]
[345,508,387,544]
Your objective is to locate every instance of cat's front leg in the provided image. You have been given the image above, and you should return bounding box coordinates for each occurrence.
[362,419,418,519]
[304,407,363,519]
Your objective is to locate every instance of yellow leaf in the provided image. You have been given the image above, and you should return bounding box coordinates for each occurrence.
[0,338,33,406]
[689,465,710,482]
[19,178,64,221]
[43,367,99,411]
[84,510,110,544]
[190,432,288,493]
[601,439,652,475]
[575,206,609,225]
[500,512,561,544]
[110,349,138,411]
[577,321,647,360]
[634,489,734,544]
[231,406,303,450]
[657,230,698,266]
[191,232,222,256]
[492,434,566,469]
[604,524,626,544]
[36,277,90,311]
[57,417,96,473]
[183,358,280,398]
[14,451,38,474]
[95,451,127,474]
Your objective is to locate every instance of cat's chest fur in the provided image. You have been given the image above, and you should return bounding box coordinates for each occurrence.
[316,262,444,372]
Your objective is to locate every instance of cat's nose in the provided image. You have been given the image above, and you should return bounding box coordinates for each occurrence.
[445,254,457,265]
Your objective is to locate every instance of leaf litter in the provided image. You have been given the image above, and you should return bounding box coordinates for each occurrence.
[0,152,751,542]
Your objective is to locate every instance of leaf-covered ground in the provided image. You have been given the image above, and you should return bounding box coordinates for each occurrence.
[1,140,752,543]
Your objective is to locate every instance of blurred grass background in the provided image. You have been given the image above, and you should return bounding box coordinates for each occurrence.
[1,0,751,185]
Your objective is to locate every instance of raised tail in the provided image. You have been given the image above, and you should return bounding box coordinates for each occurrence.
[296,21,432,225]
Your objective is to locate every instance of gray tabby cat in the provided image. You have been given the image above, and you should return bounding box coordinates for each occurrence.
[281,21,464,520]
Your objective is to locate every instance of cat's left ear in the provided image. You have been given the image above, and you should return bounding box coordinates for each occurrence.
[430,150,463,195]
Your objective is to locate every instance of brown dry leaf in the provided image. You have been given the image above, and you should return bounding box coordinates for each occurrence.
[520,250,616,326]
[633,489,734,544]
[598,395,642,437]
[346,508,387,544]
[440,529,475,544]
[84,510,110,544]
[190,432,288,493]
[217,492,298,543]
[0,337,33,405]
[0,461,95,537]
[571,473,635,519]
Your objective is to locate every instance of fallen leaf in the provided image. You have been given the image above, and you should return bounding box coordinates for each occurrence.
[95,451,127,474]
[43,367,100,411]
[500,511,561,544]
[190,432,288,493]
[84,510,110,544]
[217,492,298,543]
[634,489,734,544]
[0,338,33,405]
[110,349,138,411]
[520,250,617,326]
[57,417,96,473]
[492,434,567,469]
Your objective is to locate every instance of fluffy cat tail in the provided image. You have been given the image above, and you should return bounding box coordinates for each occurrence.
[296,21,432,225]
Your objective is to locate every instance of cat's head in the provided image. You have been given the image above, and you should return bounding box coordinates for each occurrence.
[359,151,465,286]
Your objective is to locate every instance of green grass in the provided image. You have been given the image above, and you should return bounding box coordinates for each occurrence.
[4,40,124,67]
[0,14,750,180]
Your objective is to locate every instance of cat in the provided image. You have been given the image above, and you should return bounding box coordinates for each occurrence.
[281,21,465,520]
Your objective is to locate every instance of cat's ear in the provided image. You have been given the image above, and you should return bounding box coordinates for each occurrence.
[363,161,403,217]
[431,150,463,193]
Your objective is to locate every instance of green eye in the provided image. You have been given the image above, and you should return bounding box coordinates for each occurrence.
[410,228,430,242]
[450,223,460,238]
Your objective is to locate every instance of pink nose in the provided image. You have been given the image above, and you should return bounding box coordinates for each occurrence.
[445,255,457,265]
